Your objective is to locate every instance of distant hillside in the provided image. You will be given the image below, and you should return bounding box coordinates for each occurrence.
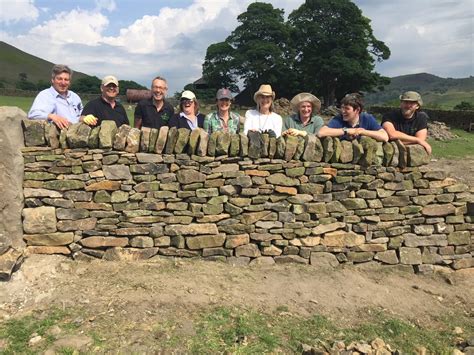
[0,41,90,88]
[365,73,474,110]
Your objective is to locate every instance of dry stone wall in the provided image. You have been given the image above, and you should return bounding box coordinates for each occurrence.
[19,120,473,272]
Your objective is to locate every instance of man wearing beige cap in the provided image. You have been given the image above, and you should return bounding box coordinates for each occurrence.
[81,75,129,127]
[382,91,431,154]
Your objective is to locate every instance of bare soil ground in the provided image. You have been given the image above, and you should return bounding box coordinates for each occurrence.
[0,255,473,352]
[428,157,474,187]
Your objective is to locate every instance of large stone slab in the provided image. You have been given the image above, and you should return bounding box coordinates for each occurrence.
[407,144,430,166]
[248,131,264,159]
[66,123,91,148]
[164,223,219,236]
[216,132,231,156]
[98,121,117,148]
[23,232,74,246]
[113,124,131,150]
[322,231,365,247]
[103,165,132,180]
[22,206,57,234]
[155,126,169,153]
[103,247,159,261]
[310,252,339,267]
[22,119,45,146]
[302,135,323,162]
[125,128,141,153]
[186,234,226,249]
[80,236,129,248]
[0,248,23,280]
[175,128,190,154]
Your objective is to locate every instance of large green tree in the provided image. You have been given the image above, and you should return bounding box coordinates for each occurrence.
[203,0,390,105]
[203,2,297,98]
[288,0,390,104]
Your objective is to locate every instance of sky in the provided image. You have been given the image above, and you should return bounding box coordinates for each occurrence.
[0,0,473,94]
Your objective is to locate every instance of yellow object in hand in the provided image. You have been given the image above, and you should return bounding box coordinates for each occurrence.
[83,114,97,125]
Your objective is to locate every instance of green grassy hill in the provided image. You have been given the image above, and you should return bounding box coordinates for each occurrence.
[0,41,90,88]
[365,73,474,110]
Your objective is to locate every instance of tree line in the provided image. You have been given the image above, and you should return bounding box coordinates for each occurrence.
[201,0,391,105]
[11,73,146,95]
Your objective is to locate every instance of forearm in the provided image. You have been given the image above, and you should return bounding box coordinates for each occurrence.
[361,129,388,142]
[388,130,420,144]
[317,126,343,138]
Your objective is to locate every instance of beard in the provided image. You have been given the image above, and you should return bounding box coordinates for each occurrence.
[401,107,416,119]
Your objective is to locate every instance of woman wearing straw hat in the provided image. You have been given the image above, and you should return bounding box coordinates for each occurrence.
[282,92,324,137]
[243,84,282,137]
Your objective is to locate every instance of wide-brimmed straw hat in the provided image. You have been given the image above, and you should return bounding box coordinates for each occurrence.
[290,92,321,113]
[253,84,275,103]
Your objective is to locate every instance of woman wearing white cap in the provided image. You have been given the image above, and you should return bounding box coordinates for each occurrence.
[243,84,282,137]
[169,90,205,130]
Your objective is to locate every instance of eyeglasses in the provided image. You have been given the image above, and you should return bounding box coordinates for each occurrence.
[105,85,118,90]
[181,99,194,105]
[153,86,167,90]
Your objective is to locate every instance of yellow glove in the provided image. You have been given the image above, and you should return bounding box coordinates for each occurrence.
[83,114,98,125]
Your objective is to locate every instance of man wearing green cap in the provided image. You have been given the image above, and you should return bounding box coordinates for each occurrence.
[382,91,431,154]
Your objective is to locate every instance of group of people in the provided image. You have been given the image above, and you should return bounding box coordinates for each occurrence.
[28,64,431,154]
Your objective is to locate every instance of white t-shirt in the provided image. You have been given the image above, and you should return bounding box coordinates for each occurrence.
[243,109,283,137]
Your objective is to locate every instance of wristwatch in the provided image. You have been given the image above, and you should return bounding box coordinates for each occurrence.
[342,127,348,134]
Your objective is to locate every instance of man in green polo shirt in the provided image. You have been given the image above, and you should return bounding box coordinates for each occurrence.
[282,92,324,137]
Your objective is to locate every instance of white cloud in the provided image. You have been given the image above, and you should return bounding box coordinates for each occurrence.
[95,0,116,12]
[0,0,39,23]
[1,0,472,94]
[28,9,109,45]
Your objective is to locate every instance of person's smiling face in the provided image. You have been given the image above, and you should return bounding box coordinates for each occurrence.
[51,72,71,95]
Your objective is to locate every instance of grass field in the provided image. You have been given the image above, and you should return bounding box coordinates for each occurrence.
[0,305,470,354]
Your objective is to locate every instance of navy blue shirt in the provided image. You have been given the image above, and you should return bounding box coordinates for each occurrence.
[169,112,205,130]
[328,112,382,140]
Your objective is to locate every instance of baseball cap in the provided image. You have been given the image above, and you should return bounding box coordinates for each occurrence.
[102,75,119,86]
[181,90,196,100]
[399,91,423,106]
[216,88,232,100]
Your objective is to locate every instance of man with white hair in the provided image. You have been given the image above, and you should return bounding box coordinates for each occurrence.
[28,64,83,129]
[382,91,431,154]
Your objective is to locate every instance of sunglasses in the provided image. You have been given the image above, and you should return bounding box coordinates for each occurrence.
[181,99,194,105]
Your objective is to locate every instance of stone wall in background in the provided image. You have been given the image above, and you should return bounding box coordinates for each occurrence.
[19,120,473,272]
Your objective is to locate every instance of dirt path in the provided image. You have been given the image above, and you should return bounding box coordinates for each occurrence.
[428,157,474,187]
[1,255,473,328]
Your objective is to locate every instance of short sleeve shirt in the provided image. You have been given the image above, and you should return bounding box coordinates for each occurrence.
[283,114,324,135]
[134,98,175,129]
[82,97,129,127]
[327,112,382,140]
[203,111,241,134]
[382,109,428,136]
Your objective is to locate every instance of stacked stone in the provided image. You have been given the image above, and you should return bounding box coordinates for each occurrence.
[20,121,473,270]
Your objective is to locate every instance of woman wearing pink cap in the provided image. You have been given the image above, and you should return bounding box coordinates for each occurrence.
[203,88,241,134]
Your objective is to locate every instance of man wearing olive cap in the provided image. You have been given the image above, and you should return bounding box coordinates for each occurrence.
[382,91,431,154]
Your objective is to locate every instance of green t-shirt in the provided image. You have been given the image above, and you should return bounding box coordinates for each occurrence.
[283,114,324,135]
